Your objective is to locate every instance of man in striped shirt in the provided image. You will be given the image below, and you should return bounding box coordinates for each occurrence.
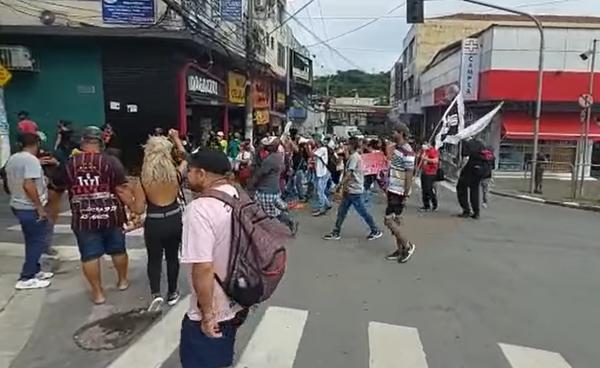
[64,126,133,304]
[384,122,416,263]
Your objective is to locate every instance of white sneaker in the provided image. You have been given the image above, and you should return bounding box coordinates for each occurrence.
[15,278,51,290]
[148,296,164,313]
[35,271,54,280]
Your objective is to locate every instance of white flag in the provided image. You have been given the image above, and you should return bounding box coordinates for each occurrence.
[433,92,466,149]
[444,102,504,145]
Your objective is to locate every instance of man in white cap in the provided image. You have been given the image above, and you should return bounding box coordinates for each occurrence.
[248,136,298,234]
[216,131,227,153]
[311,133,332,216]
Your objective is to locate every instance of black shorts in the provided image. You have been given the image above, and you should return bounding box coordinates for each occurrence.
[385,192,406,216]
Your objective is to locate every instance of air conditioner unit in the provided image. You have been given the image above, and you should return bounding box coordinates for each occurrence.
[0,46,36,71]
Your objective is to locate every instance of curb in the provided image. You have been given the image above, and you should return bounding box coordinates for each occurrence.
[0,243,148,262]
[490,190,600,213]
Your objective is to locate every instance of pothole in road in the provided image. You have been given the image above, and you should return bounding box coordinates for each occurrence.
[73,308,160,351]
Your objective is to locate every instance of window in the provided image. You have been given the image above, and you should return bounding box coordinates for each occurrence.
[277,42,286,68]
[271,37,275,50]
[408,76,414,98]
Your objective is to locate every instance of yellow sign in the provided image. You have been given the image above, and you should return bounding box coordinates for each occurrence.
[254,109,270,125]
[228,72,246,105]
[276,92,286,105]
[0,65,12,87]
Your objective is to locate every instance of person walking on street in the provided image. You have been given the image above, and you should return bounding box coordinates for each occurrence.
[179,150,244,368]
[384,122,415,263]
[323,137,383,241]
[63,126,133,304]
[5,133,54,290]
[534,153,548,194]
[384,122,417,263]
[311,133,332,216]
[248,137,298,235]
[480,146,496,208]
[456,140,492,220]
[130,130,187,311]
[418,143,439,212]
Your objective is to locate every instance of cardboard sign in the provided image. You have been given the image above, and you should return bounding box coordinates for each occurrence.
[362,152,388,175]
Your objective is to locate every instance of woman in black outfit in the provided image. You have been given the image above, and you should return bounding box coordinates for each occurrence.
[132,129,187,310]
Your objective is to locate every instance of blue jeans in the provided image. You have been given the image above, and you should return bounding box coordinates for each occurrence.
[74,227,127,262]
[333,193,379,234]
[11,208,51,280]
[284,169,306,200]
[315,173,331,212]
[180,315,237,368]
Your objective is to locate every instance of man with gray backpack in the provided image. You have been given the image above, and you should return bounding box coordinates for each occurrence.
[180,149,291,368]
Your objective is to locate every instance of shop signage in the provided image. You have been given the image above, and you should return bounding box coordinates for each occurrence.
[0,64,12,87]
[221,0,242,22]
[188,75,220,95]
[253,80,271,109]
[433,82,459,105]
[254,109,270,125]
[228,72,246,105]
[459,38,480,101]
[102,0,155,25]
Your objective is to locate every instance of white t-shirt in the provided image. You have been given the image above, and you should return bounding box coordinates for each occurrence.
[314,146,329,178]
[181,184,243,323]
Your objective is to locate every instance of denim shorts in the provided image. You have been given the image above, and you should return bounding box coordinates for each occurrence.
[180,315,237,368]
[74,227,126,262]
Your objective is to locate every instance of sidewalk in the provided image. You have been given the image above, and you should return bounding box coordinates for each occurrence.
[490,177,600,213]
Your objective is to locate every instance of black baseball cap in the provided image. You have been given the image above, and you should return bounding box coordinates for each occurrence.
[188,149,232,175]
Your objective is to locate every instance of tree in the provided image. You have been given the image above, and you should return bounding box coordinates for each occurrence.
[313,70,390,104]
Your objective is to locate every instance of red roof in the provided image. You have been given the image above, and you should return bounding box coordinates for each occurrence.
[502,112,600,141]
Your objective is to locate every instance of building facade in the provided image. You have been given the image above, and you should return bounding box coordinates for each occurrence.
[419,23,600,175]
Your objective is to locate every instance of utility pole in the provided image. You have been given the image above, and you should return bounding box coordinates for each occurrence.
[579,39,597,197]
[245,0,255,143]
[463,0,544,194]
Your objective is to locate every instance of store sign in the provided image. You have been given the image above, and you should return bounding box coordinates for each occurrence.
[228,72,246,105]
[460,38,480,101]
[188,75,219,95]
[433,82,459,105]
[254,109,270,125]
[276,92,286,106]
[253,80,271,109]
[0,64,12,87]
[221,0,242,22]
[102,0,155,25]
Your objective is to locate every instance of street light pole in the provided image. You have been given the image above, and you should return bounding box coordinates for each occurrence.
[463,0,545,193]
[579,39,597,196]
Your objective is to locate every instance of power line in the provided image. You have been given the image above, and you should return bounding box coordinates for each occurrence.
[306,2,405,47]
[315,0,329,38]
[267,0,316,36]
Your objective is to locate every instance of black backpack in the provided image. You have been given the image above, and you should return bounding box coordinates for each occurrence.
[326,147,338,173]
[0,165,9,194]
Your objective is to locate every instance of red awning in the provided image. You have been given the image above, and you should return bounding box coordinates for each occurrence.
[502,112,600,141]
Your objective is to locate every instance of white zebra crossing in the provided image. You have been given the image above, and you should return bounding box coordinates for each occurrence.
[6,223,144,237]
[104,303,573,368]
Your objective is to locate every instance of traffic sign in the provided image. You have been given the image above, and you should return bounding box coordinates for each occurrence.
[578,93,594,108]
[0,65,12,87]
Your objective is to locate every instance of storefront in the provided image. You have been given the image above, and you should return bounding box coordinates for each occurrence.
[179,63,228,145]
[252,77,271,136]
[227,71,247,135]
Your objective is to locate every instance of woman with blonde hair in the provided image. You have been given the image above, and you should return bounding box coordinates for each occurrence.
[131,129,186,310]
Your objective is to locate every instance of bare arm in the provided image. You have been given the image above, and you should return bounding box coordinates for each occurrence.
[129,181,147,215]
[191,262,215,318]
[115,183,135,209]
[23,179,45,218]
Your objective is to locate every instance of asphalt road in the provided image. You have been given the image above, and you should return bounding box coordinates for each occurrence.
[3,185,600,368]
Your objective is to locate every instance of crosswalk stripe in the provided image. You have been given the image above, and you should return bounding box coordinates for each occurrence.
[234,306,308,368]
[499,343,572,368]
[369,322,428,368]
[107,295,190,368]
[59,210,72,217]
[6,224,144,237]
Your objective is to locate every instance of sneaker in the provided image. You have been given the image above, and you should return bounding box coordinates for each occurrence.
[399,242,416,263]
[323,232,341,240]
[418,207,431,212]
[367,231,383,241]
[167,291,180,306]
[15,278,51,290]
[471,213,480,220]
[432,205,438,212]
[312,210,327,217]
[385,250,401,261]
[290,220,299,236]
[481,202,488,209]
[44,246,59,257]
[148,295,164,312]
[456,212,471,218]
[35,271,54,280]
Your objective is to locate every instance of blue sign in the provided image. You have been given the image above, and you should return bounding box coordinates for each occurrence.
[221,0,242,22]
[102,0,155,25]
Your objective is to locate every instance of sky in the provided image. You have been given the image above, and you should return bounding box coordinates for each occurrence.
[286,0,600,75]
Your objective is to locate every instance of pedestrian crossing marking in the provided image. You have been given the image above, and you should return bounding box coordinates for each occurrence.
[499,343,572,368]
[234,306,308,368]
[107,295,191,368]
[59,210,71,217]
[369,322,428,368]
[7,224,144,237]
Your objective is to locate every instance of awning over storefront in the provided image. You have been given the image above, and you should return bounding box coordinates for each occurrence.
[502,112,600,141]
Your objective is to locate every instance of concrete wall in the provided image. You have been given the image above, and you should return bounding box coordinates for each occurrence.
[420,51,461,107]
[489,27,600,72]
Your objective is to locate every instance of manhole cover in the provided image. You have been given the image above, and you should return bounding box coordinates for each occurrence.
[73,308,160,351]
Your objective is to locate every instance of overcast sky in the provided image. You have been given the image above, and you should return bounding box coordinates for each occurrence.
[286,0,600,75]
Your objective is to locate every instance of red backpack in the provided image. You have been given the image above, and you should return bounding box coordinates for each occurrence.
[202,188,291,308]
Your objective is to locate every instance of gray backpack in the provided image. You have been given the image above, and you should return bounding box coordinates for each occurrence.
[203,188,291,308]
